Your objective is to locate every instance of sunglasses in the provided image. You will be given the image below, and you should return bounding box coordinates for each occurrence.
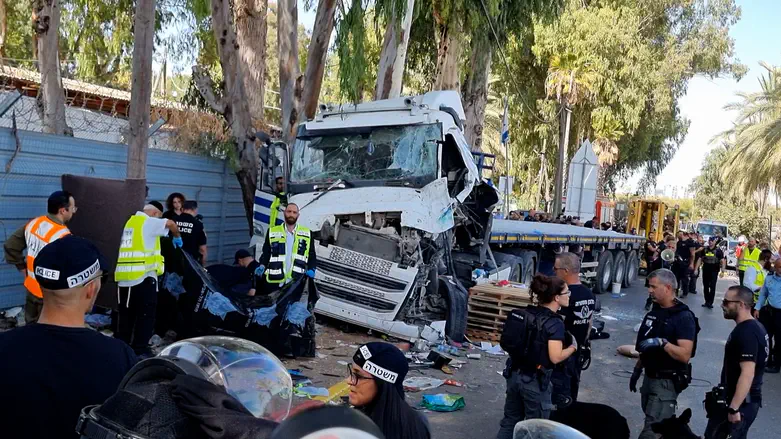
[721,299,747,306]
[347,363,372,384]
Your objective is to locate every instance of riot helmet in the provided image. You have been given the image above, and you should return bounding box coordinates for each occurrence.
[512,419,590,439]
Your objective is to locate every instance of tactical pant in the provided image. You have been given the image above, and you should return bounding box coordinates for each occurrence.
[759,306,775,366]
[24,291,43,324]
[702,267,719,306]
[551,355,582,406]
[639,377,679,439]
[739,269,745,286]
[116,277,158,356]
[496,371,553,439]
[704,401,760,439]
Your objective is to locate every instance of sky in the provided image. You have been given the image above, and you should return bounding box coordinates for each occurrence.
[623,0,781,193]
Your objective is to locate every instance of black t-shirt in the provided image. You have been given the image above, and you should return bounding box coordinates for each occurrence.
[0,324,138,439]
[702,247,725,268]
[559,284,596,347]
[636,301,697,373]
[722,319,768,402]
[176,213,207,261]
[676,238,696,262]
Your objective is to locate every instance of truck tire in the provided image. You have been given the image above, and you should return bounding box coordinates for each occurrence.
[519,251,536,285]
[439,275,468,343]
[595,251,614,294]
[613,251,627,286]
[623,250,639,287]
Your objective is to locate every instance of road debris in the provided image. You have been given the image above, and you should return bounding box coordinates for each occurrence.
[421,394,465,412]
[479,341,505,355]
[293,385,330,398]
[403,377,445,392]
[467,353,481,360]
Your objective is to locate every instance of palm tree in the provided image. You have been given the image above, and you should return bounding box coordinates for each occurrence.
[718,62,781,206]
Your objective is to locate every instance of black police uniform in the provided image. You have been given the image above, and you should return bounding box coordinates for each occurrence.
[175,213,207,264]
[552,284,595,404]
[704,319,767,439]
[675,238,696,296]
[497,306,566,439]
[635,300,697,439]
[701,245,725,307]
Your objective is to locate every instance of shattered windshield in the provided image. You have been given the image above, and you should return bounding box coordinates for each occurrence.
[290,124,440,184]
[696,223,727,238]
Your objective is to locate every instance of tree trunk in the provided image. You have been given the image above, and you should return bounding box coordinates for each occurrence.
[374,0,414,100]
[33,0,69,135]
[553,100,571,216]
[235,0,268,125]
[0,0,7,58]
[197,0,258,232]
[278,0,302,144]
[126,0,156,179]
[300,0,337,120]
[433,19,462,91]
[462,31,493,152]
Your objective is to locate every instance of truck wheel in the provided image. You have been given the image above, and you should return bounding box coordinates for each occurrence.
[613,251,626,286]
[623,250,639,287]
[439,276,468,343]
[595,251,614,294]
[519,251,536,285]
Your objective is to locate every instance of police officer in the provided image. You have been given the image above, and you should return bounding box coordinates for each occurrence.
[674,231,696,297]
[176,200,208,264]
[254,203,316,295]
[115,203,182,357]
[704,285,768,439]
[700,237,726,309]
[269,177,288,228]
[630,268,698,439]
[552,252,595,404]
[754,257,781,374]
[497,275,577,439]
[739,238,760,286]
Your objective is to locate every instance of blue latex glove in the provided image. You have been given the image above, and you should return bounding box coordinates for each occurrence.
[306,269,316,278]
[255,265,266,276]
[172,237,184,248]
[637,338,668,352]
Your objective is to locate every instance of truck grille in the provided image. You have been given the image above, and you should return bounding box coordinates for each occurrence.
[319,259,407,292]
[316,282,397,312]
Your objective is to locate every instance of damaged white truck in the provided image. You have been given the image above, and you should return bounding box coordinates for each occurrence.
[252,91,645,342]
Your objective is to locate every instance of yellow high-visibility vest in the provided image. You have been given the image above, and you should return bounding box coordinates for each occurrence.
[266,224,311,284]
[115,214,164,282]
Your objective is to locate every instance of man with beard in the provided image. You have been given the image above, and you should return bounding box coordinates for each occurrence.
[704,285,767,439]
[254,203,317,295]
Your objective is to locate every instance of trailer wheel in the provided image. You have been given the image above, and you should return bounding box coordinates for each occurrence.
[595,251,614,294]
[613,251,627,286]
[623,250,639,287]
[440,275,468,343]
[519,252,536,285]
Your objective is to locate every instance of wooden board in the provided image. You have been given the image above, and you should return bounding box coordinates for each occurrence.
[466,282,534,342]
[466,328,501,342]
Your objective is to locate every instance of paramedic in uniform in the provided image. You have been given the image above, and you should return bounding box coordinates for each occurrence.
[254,203,316,295]
[630,268,697,439]
[3,191,77,323]
[115,204,182,357]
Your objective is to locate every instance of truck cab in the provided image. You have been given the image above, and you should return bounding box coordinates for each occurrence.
[252,92,496,341]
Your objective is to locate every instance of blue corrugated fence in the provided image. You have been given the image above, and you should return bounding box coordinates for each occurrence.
[0,127,249,309]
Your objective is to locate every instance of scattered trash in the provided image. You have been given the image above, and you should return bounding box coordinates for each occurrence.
[467,354,482,360]
[403,377,445,392]
[413,339,429,352]
[480,342,504,355]
[450,360,466,369]
[294,385,330,398]
[435,344,459,356]
[349,344,359,349]
[421,325,441,343]
[441,365,454,375]
[316,353,327,359]
[600,315,618,321]
[84,313,112,329]
[148,334,163,347]
[427,350,454,370]
[321,372,342,378]
[444,379,464,387]
[204,292,238,320]
[471,268,488,281]
[337,360,350,366]
[421,394,465,412]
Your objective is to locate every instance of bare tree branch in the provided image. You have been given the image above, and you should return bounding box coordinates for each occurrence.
[192,66,226,114]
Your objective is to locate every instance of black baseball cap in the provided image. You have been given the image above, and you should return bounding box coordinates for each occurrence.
[34,235,109,290]
[234,248,252,264]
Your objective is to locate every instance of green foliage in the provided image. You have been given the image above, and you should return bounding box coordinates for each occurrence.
[691,146,768,239]
[3,0,34,62]
[335,0,369,103]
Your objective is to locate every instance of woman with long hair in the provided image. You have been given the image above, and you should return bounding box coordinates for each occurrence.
[164,192,186,220]
[496,274,577,439]
[348,342,430,439]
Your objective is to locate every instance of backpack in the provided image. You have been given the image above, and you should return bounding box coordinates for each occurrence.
[500,307,552,371]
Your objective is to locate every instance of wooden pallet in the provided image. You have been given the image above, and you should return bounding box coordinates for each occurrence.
[466,282,533,341]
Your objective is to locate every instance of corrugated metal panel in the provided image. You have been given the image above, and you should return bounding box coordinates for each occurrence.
[0,128,251,309]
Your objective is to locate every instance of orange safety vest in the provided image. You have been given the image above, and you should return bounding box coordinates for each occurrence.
[23,216,70,297]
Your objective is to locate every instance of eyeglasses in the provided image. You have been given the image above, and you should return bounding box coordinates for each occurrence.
[347,364,372,385]
[69,206,78,213]
[558,290,571,296]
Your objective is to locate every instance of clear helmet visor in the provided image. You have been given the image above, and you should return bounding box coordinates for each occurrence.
[512,420,590,439]
[160,336,293,421]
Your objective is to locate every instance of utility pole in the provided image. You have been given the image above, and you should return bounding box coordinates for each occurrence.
[127,0,156,179]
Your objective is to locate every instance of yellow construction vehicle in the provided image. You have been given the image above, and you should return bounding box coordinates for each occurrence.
[627,199,680,243]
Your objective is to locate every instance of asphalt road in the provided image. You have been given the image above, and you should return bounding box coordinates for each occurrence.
[416,274,781,438]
